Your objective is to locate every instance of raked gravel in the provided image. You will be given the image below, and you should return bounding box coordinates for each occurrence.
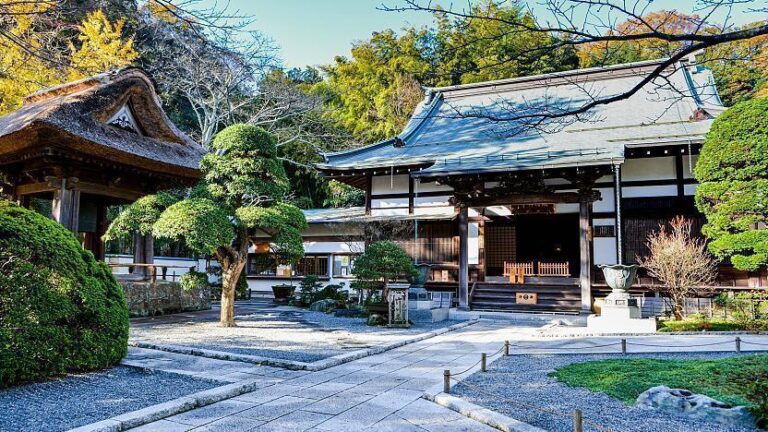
[452,352,762,432]
[0,366,219,432]
[130,307,451,363]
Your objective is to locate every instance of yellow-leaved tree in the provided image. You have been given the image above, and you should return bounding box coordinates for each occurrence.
[0,1,62,114]
[68,10,138,80]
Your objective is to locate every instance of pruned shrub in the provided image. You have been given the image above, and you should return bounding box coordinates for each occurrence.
[0,200,129,387]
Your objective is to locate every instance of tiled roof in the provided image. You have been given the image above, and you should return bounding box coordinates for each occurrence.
[319,59,724,178]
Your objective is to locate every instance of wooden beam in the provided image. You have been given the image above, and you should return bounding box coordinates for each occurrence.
[16,178,143,201]
[579,198,593,313]
[457,206,469,310]
[457,191,599,207]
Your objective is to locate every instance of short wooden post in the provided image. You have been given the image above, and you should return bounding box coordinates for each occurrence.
[621,339,627,355]
[443,370,451,394]
[481,353,487,372]
[735,336,741,353]
[573,409,583,432]
[504,340,510,356]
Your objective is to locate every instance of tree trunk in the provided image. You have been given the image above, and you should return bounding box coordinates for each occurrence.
[673,296,685,321]
[220,265,238,327]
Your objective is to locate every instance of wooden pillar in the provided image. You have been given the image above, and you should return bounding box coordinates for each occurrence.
[579,198,593,313]
[458,205,469,310]
[94,202,108,261]
[132,233,154,278]
[613,164,623,264]
[364,173,372,215]
[51,177,80,233]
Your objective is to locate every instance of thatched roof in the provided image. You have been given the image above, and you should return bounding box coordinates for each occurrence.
[0,67,205,180]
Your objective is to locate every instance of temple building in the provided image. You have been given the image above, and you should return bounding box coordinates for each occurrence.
[0,67,204,268]
[246,58,765,313]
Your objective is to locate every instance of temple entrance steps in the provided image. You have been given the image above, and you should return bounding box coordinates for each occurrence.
[470,282,582,314]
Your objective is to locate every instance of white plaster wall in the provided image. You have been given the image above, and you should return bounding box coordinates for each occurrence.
[413,206,455,216]
[593,187,615,213]
[554,203,579,213]
[414,195,451,206]
[622,184,677,198]
[684,183,697,196]
[372,174,409,194]
[106,254,206,278]
[371,208,409,216]
[622,156,676,181]
[681,154,699,179]
[469,222,479,265]
[593,237,618,265]
[415,180,452,193]
[371,197,409,208]
[303,241,364,254]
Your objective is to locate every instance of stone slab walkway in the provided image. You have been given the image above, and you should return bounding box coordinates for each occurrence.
[124,321,768,432]
[127,320,534,431]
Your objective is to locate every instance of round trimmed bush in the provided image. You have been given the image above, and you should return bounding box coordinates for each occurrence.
[0,200,129,387]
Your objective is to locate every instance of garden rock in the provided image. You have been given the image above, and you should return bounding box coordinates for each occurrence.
[367,313,386,326]
[309,299,336,312]
[636,386,755,428]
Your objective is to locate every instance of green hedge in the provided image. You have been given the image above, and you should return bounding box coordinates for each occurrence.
[0,200,129,387]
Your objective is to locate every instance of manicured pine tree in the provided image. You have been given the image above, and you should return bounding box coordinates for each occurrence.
[694,98,768,271]
[105,124,306,327]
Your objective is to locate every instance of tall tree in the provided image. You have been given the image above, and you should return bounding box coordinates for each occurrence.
[694,97,768,272]
[68,10,138,80]
[383,0,768,131]
[105,125,306,327]
[0,3,138,114]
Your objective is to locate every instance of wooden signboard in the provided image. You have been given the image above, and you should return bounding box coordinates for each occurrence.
[516,292,538,305]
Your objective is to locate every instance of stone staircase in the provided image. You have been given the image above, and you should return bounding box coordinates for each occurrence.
[470,282,582,313]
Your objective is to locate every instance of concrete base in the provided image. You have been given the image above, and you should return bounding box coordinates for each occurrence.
[587,314,657,333]
[431,308,449,323]
[409,300,433,310]
[449,308,588,326]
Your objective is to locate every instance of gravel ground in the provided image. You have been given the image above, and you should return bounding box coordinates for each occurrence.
[131,306,452,363]
[453,352,761,432]
[0,366,219,432]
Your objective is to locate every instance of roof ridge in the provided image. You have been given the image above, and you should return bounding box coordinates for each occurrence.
[426,58,670,93]
[24,67,154,106]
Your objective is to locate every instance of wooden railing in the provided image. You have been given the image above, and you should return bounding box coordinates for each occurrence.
[107,263,196,283]
[503,262,535,276]
[538,262,571,277]
[504,261,570,277]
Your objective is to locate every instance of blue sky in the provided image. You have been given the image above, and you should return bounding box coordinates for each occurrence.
[200,0,763,69]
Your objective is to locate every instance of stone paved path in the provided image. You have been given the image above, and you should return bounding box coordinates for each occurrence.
[125,320,768,432]
[127,320,528,431]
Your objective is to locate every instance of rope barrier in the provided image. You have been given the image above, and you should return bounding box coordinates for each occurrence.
[454,378,616,432]
[449,358,484,377]
[626,339,735,348]
[741,339,768,347]
[509,342,622,350]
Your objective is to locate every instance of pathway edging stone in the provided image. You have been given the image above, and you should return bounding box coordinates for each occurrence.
[129,320,478,371]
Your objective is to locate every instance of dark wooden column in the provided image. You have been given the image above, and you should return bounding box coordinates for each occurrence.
[50,176,81,233]
[132,233,154,279]
[458,205,469,310]
[579,197,593,313]
[613,164,623,264]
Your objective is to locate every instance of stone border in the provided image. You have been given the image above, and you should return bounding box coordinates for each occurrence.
[130,320,477,371]
[426,393,546,432]
[67,377,269,432]
[70,320,478,432]
[421,348,544,432]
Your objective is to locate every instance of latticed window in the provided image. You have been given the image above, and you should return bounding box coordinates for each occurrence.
[295,255,329,277]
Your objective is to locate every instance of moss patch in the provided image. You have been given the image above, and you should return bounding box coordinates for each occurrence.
[550,355,768,408]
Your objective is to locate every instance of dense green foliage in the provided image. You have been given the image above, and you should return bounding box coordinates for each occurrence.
[657,318,757,332]
[315,2,578,143]
[153,198,235,255]
[103,191,180,240]
[694,98,768,271]
[0,200,129,387]
[551,355,768,411]
[201,124,289,206]
[353,241,417,287]
[107,124,305,326]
